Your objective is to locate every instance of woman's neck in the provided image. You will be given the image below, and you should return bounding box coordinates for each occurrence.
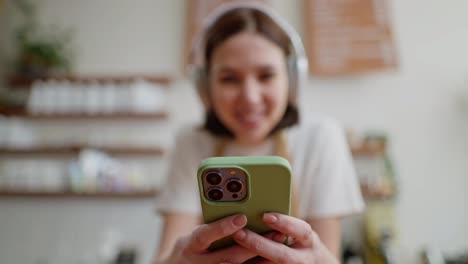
[234,137,271,148]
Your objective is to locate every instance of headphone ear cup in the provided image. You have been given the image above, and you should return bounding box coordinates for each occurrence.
[194,67,211,108]
[287,55,299,104]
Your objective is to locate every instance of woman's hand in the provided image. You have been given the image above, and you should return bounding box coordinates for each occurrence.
[232,213,339,264]
[157,214,257,264]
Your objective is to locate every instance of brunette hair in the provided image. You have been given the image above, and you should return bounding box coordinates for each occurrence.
[202,7,299,137]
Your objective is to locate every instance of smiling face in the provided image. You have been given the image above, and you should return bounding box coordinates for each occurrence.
[208,32,289,145]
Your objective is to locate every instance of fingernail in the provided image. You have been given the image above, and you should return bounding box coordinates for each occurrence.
[263,213,278,223]
[234,229,247,241]
[274,233,286,243]
[233,215,246,227]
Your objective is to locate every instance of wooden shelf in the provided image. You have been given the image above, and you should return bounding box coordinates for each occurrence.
[360,184,395,200]
[351,144,385,157]
[0,108,169,120]
[0,189,159,198]
[8,74,173,88]
[0,146,165,157]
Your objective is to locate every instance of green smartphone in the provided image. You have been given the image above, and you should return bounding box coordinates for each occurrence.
[197,156,292,251]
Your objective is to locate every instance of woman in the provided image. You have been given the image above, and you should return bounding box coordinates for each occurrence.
[154,3,364,263]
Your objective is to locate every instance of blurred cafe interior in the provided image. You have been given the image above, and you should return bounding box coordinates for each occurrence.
[0,1,467,263]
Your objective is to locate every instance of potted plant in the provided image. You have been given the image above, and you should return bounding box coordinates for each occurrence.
[12,0,74,78]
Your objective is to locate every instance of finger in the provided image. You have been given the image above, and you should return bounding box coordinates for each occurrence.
[188,214,247,252]
[211,244,258,264]
[264,232,289,245]
[233,229,301,263]
[263,231,280,240]
[263,213,318,247]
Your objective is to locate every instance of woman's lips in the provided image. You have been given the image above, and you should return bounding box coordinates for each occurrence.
[236,112,264,129]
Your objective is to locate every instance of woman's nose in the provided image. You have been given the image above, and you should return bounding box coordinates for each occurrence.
[240,78,262,105]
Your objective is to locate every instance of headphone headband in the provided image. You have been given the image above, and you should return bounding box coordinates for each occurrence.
[190,2,308,108]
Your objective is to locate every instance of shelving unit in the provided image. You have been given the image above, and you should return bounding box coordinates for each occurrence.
[2,75,392,199]
[351,141,396,201]
[1,74,173,198]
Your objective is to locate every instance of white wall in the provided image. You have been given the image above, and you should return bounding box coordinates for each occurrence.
[1,0,468,263]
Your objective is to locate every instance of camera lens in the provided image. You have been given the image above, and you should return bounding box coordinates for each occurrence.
[205,171,222,185]
[207,188,224,201]
[226,179,243,193]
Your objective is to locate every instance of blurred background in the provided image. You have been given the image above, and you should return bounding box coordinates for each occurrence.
[0,0,467,263]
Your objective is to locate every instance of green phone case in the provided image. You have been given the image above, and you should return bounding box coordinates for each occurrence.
[197,156,292,252]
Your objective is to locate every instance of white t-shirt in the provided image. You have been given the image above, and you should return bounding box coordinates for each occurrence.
[157,113,364,219]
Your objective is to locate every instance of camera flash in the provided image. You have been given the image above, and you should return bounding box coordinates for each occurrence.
[230,170,236,175]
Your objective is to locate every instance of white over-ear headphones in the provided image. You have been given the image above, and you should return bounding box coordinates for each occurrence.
[190,2,308,109]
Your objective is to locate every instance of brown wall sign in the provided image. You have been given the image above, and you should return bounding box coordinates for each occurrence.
[304,0,398,76]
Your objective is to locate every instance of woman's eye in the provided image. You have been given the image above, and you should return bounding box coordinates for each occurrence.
[259,72,275,82]
[219,76,239,84]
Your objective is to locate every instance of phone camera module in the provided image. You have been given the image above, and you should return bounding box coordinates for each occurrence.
[226,179,243,193]
[207,188,224,201]
[205,171,222,185]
